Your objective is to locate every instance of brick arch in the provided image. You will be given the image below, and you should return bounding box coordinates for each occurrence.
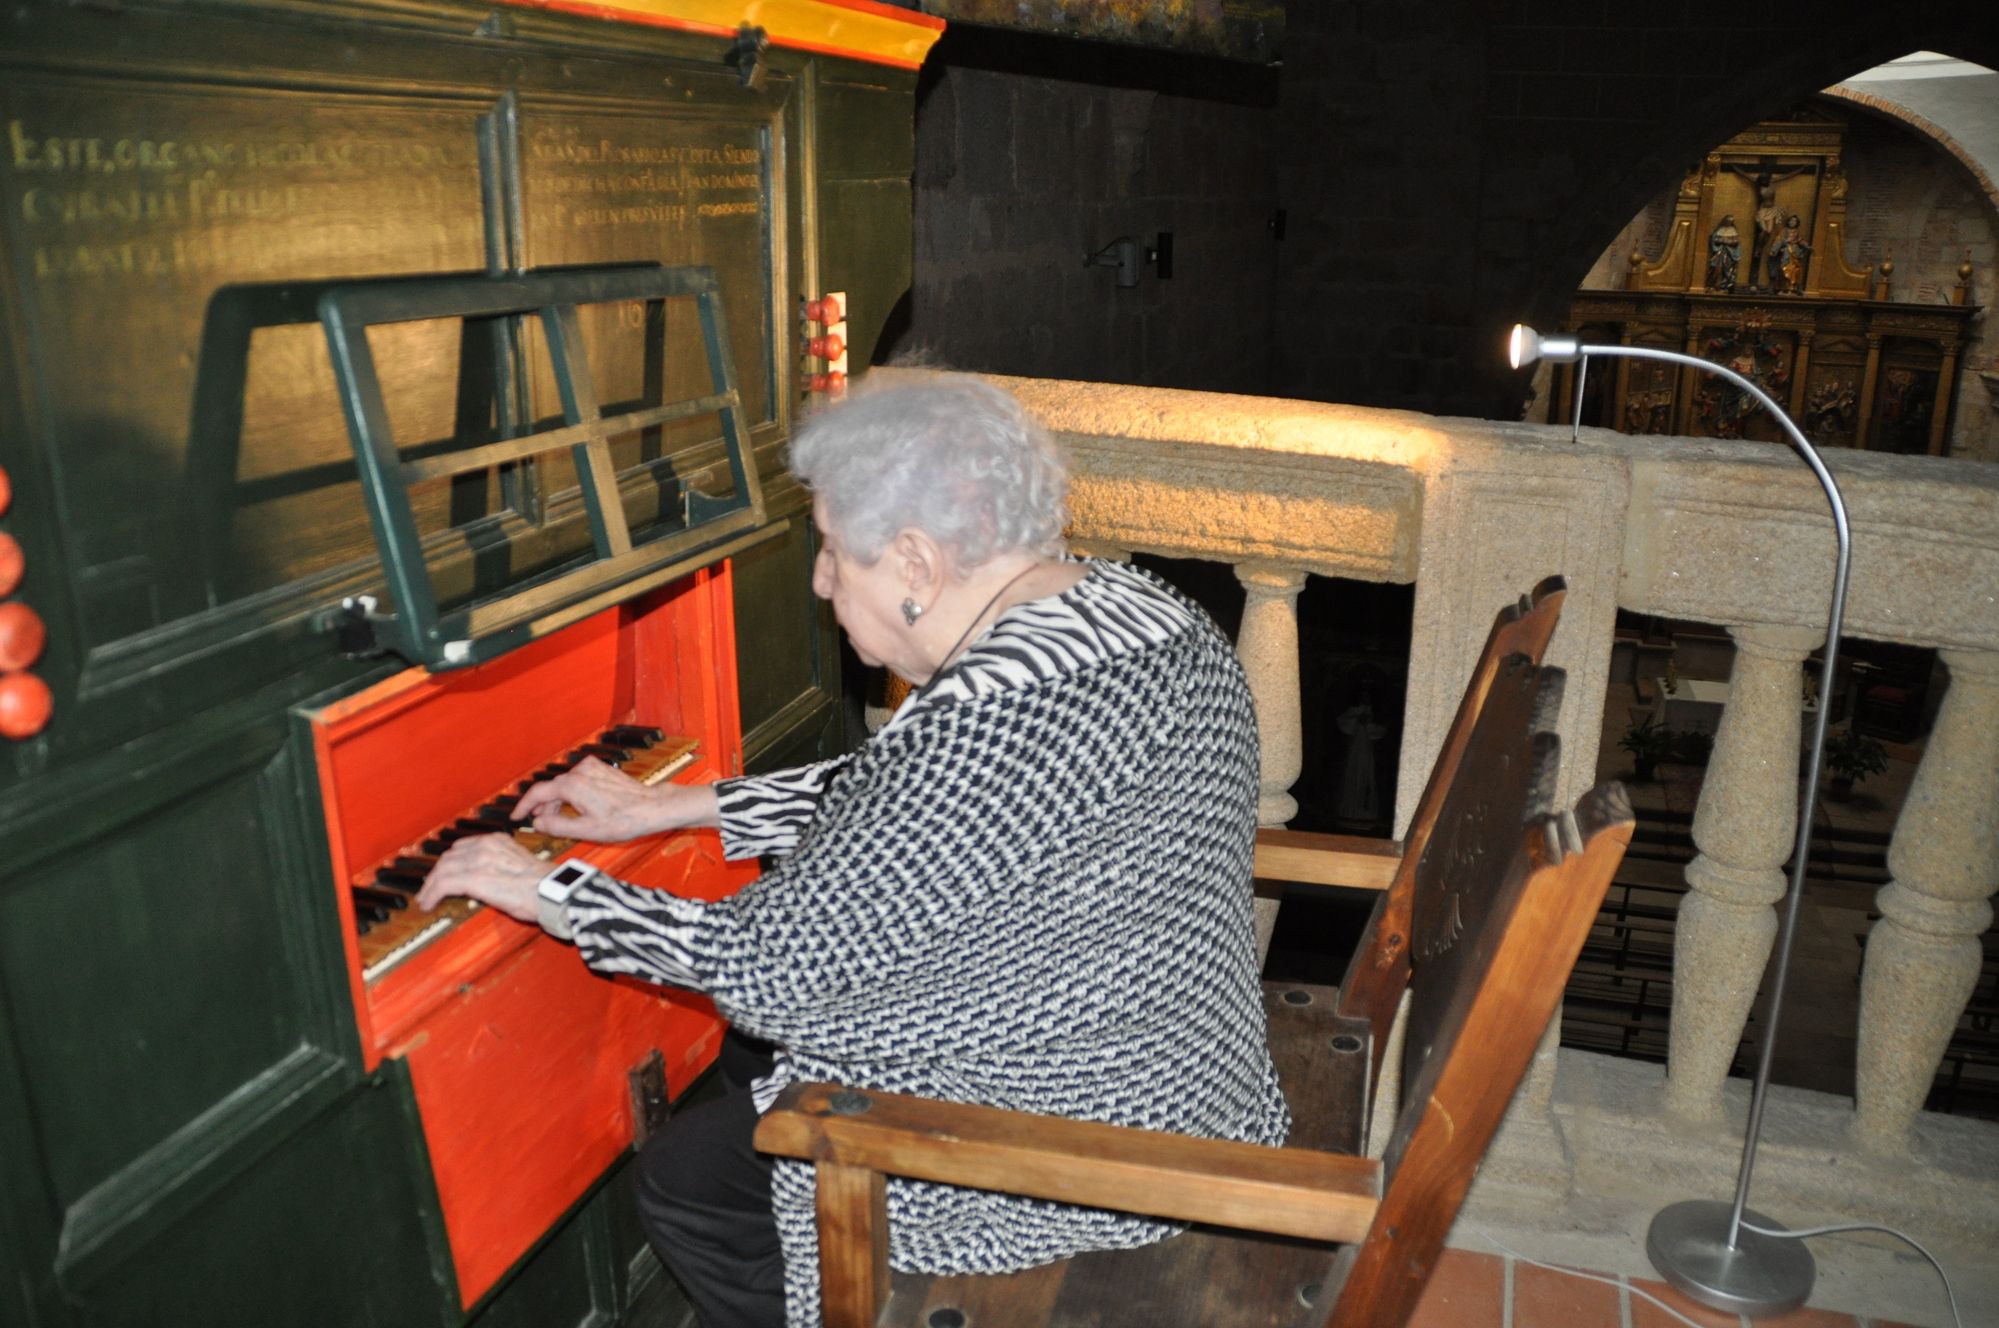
[1824,85,1999,221]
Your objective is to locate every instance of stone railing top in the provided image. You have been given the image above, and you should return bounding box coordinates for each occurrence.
[984,373,1451,469]
[866,370,1999,656]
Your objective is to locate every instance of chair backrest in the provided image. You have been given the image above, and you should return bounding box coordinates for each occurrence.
[1324,653,1633,1327]
[1335,575,1566,1071]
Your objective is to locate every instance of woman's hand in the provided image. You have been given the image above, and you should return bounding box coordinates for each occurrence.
[416,833,544,921]
[512,756,719,843]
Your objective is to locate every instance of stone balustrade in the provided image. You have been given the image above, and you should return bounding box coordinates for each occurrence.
[873,368,1999,1229]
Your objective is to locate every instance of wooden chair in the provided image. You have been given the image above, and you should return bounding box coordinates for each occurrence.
[755,579,1635,1328]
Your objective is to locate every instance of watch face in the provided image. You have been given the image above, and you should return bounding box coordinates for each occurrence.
[543,862,592,899]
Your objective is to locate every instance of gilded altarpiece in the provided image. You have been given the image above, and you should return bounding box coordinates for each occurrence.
[1557,111,1979,455]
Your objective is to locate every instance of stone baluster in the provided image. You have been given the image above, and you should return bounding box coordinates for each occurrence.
[1664,623,1822,1121]
[1234,562,1307,827]
[1854,648,1999,1149]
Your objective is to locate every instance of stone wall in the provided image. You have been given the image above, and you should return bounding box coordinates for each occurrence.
[889,51,1280,394]
[890,2,1996,426]
[1840,106,1999,462]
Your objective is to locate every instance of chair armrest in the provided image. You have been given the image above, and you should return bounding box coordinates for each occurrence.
[1253,829,1402,892]
[754,1082,1382,1244]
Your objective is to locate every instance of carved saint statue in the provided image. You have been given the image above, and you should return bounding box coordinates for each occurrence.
[1706,214,1742,291]
[1767,213,1812,294]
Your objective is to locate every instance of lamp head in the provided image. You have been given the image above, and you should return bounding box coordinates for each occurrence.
[1509,324,1583,368]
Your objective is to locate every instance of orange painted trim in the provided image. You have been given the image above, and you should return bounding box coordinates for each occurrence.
[496,0,944,69]
[314,657,432,728]
[811,0,945,30]
[311,712,381,1066]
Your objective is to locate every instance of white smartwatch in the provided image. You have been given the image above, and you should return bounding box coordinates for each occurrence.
[536,860,598,941]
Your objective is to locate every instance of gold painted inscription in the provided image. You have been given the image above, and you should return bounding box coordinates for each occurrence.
[518,114,776,460]
[4,113,473,282]
[524,125,765,235]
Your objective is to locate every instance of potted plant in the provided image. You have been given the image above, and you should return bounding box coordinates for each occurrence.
[1618,715,1677,782]
[1824,727,1888,801]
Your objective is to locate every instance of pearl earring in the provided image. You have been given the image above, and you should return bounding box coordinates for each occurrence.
[900,598,923,626]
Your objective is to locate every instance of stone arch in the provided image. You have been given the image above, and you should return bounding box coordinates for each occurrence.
[1483,8,1999,417]
[1823,84,1999,223]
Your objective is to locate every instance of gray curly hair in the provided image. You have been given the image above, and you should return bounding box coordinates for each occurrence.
[789,374,1068,569]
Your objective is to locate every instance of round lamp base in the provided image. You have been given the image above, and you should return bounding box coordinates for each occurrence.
[1647,1199,1816,1318]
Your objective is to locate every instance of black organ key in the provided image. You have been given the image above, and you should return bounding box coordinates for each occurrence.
[604,725,663,747]
[455,816,512,835]
[351,896,392,925]
[570,744,629,764]
[482,797,519,818]
[394,855,437,874]
[420,828,466,856]
[353,886,410,911]
[372,871,422,895]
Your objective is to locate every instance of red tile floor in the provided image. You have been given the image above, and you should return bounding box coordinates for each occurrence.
[1409,1249,1931,1328]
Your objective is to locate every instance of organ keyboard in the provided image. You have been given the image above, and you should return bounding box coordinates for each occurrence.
[352,726,698,983]
[301,566,756,1307]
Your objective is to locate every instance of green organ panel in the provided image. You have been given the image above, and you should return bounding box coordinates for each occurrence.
[66,1060,445,1328]
[0,0,918,1320]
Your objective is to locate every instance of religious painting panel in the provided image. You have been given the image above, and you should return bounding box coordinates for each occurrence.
[1690,317,1797,442]
[1622,357,1678,436]
[1801,332,1867,449]
[1570,320,1621,431]
[1872,337,1945,456]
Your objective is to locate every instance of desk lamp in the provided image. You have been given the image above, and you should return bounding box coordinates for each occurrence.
[1509,324,1854,1318]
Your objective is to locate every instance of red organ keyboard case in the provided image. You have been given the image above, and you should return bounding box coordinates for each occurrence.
[302,568,756,1306]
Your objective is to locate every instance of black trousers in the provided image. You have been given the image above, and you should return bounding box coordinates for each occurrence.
[637,1032,786,1328]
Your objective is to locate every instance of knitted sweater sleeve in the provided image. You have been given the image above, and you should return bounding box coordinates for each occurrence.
[567,701,1038,1044]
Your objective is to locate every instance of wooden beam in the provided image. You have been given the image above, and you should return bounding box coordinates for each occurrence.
[1253,830,1400,892]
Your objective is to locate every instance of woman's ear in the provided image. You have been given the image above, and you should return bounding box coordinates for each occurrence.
[889,528,946,602]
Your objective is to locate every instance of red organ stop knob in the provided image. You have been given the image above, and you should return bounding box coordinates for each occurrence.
[0,601,46,672]
[804,332,845,361]
[0,532,21,597]
[0,464,11,516]
[802,295,843,324]
[808,371,847,393]
[0,671,52,740]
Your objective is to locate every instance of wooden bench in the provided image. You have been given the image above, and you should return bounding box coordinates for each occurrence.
[754,579,1636,1328]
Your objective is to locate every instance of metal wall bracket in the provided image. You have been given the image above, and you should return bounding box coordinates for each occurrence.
[627,1049,671,1149]
[317,595,388,660]
[728,24,770,91]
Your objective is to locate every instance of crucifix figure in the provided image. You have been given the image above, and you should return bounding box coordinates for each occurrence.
[1726,161,1813,288]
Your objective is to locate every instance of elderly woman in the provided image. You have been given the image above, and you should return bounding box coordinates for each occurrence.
[419,374,1288,1328]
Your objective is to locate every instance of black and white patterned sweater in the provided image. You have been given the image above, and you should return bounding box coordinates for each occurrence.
[567,559,1290,1327]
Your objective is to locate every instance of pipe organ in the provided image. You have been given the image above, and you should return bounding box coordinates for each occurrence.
[0,1,939,1323]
